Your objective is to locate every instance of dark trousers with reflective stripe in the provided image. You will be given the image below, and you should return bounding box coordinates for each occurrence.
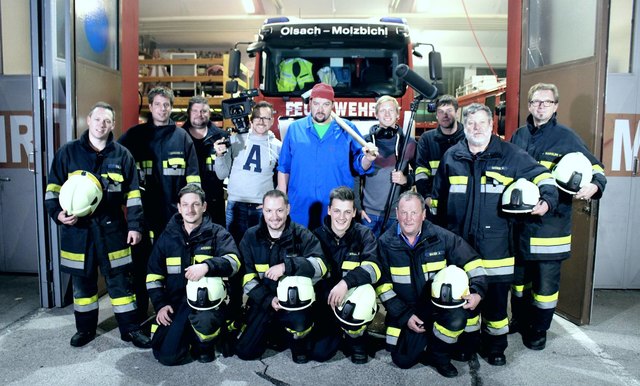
[309,305,368,362]
[235,303,312,360]
[512,259,562,332]
[390,326,452,369]
[458,282,509,355]
[151,301,226,366]
[72,268,137,335]
[131,234,153,324]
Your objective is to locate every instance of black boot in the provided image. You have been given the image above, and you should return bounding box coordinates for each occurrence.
[70,331,96,347]
[291,338,309,364]
[523,329,547,350]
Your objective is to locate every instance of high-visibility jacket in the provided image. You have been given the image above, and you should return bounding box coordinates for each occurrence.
[415,123,465,198]
[119,119,200,237]
[510,114,607,261]
[376,221,487,346]
[145,213,240,311]
[45,131,143,276]
[277,58,314,92]
[431,135,558,282]
[240,217,327,310]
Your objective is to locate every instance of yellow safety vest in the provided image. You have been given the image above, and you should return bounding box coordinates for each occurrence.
[277,58,314,92]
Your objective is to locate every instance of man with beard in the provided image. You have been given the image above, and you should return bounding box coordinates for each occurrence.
[182,95,229,227]
[415,95,465,208]
[431,103,558,367]
[235,190,327,364]
[277,83,377,229]
[509,83,606,351]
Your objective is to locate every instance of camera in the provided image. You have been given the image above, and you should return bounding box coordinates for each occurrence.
[221,89,259,134]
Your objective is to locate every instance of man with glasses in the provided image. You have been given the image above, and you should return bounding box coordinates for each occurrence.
[415,95,465,209]
[509,83,606,351]
[183,95,230,227]
[214,101,282,243]
[119,86,200,324]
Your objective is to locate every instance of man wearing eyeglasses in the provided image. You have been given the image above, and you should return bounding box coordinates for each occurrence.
[509,83,606,351]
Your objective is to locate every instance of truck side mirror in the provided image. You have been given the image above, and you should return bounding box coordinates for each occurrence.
[229,49,242,79]
[428,51,443,81]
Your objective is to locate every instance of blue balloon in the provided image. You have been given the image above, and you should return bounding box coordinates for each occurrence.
[84,6,109,53]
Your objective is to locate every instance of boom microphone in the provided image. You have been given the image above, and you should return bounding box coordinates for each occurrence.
[395,64,438,99]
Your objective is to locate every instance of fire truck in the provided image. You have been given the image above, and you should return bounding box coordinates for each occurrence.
[226,16,441,137]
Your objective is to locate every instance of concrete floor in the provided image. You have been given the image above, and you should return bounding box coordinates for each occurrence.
[0,276,638,386]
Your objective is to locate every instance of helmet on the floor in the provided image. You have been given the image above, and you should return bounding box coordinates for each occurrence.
[186,276,227,310]
[431,265,469,309]
[502,178,540,213]
[333,284,378,328]
[277,276,315,311]
[552,152,593,194]
[58,171,103,217]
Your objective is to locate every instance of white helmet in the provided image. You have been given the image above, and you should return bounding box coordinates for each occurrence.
[58,171,103,217]
[431,265,470,309]
[277,276,315,311]
[502,178,540,213]
[552,152,593,194]
[333,284,378,328]
[186,276,227,311]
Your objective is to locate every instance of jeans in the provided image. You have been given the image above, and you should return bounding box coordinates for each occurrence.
[226,200,262,244]
[361,213,396,237]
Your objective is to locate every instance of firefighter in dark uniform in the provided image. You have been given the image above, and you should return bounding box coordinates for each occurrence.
[182,95,229,227]
[415,95,465,209]
[377,191,486,378]
[235,190,327,364]
[146,184,240,365]
[431,103,558,366]
[119,86,201,323]
[310,186,381,364]
[45,102,151,348]
[510,83,606,350]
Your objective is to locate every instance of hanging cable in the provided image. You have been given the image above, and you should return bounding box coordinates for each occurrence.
[461,0,498,78]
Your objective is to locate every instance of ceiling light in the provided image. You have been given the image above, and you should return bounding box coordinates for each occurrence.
[242,0,255,14]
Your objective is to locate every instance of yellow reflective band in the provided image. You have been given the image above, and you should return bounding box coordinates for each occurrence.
[226,254,241,269]
[533,172,553,185]
[512,284,525,292]
[286,323,314,337]
[431,199,438,208]
[533,292,559,303]
[540,160,555,169]
[111,295,135,306]
[376,283,393,296]
[464,259,483,272]
[126,189,141,199]
[362,261,381,281]
[151,324,158,334]
[192,326,221,342]
[146,274,165,283]
[449,176,468,185]
[485,171,513,185]
[592,164,604,173]
[186,175,201,184]
[482,257,514,268]
[486,317,509,329]
[206,156,214,165]
[141,160,153,168]
[386,326,401,338]
[103,172,123,182]
[243,273,257,287]
[531,235,571,246]
[429,160,440,169]
[434,322,463,338]
[61,250,84,261]
[108,247,131,261]
[390,266,410,275]
[74,294,99,306]
[164,158,186,167]
[467,315,480,326]
[317,258,328,276]
[46,183,61,193]
[194,254,212,263]
[255,264,269,273]
[422,260,446,273]
[166,257,181,266]
[415,166,430,176]
[342,261,360,270]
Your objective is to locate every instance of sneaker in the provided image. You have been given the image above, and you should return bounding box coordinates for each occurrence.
[121,329,152,348]
[70,331,96,347]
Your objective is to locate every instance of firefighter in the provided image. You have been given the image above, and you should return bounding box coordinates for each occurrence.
[45,102,150,349]
[235,190,327,364]
[415,95,465,209]
[431,103,558,366]
[119,86,200,323]
[310,186,381,364]
[510,83,607,350]
[377,191,486,378]
[146,184,240,365]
